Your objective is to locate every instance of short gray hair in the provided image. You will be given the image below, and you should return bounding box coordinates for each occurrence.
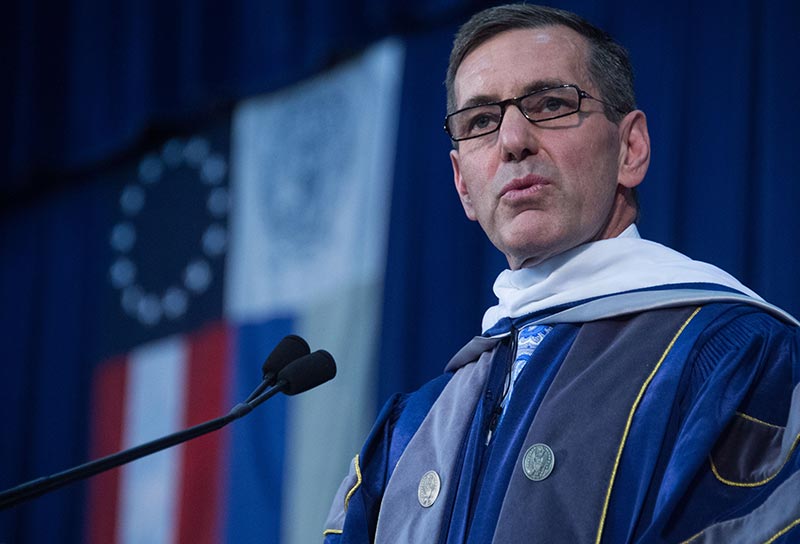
[445,3,636,123]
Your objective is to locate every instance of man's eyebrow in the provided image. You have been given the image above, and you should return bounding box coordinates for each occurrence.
[458,79,571,110]
[459,93,501,109]
[522,79,569,94]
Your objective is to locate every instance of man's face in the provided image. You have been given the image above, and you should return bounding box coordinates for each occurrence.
[450,26,640,269]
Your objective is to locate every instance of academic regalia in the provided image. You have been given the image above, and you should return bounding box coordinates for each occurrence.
[324,227,800,543]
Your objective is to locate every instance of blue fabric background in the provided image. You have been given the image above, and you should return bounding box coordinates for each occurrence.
[2,1,799,542]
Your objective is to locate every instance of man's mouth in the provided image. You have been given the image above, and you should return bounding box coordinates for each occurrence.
[500,174,552,200]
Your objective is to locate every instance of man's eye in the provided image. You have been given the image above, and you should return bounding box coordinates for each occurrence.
[523,92,578,117]
[542,97,567,112]
[470,114,493,129]
[530,96,570,114]
[466,110,500,132]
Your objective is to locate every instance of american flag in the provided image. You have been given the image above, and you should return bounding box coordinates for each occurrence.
[83,39,404,543]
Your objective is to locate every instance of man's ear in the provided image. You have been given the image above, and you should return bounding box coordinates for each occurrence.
[617,110,650,189]
[451,149,478,221]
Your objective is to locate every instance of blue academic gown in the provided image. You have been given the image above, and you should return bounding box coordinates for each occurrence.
[323,291,800,543]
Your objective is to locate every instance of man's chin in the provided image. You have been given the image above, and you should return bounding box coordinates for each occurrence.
[497,225,567,269]
[503,244,562,270]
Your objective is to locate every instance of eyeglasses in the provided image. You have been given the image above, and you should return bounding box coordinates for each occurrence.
[444,84,624,142]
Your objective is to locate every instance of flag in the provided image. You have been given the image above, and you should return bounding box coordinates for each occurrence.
[85,37,405,544]
[86,123,232,543]
[225,37,404,544]
[88,323,230,544]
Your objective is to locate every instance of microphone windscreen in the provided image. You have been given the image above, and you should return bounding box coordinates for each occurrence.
[263,335,310,378]
[277,350,337,395]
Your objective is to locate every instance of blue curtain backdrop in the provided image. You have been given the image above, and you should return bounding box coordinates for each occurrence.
[2,1,799,542]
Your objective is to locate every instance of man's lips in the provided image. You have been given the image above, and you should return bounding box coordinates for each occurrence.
[499,174,552,199]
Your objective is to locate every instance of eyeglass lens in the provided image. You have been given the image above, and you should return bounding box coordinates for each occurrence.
[447,86,581,140]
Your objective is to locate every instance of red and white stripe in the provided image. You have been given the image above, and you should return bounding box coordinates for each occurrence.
[86,322,230,544]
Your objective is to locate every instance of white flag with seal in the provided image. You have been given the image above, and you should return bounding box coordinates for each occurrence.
[226,38,405,543]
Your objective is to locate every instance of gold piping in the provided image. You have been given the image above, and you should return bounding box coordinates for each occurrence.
[736,411,783,429]
[678,516,800,543]
[709,429,800,487]
[679,529,702,544]
[344,454,363,511]
[322,455,363,538]
[595,307,702,544]
[764,518,800,544]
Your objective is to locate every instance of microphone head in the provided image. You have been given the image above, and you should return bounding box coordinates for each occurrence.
[262,335,310,381]
[276,350,337,395]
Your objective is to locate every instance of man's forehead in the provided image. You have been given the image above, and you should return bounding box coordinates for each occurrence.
[453,25,591,106]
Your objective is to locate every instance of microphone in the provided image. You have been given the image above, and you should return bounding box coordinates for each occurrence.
[262,334,310,382]
[277,350,337,395]
[245,334,310,403]
[237,350,338,411]
[243,349,337,409]
[0,336,335,510]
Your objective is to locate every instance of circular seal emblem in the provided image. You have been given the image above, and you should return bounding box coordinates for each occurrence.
[417,470,441,508]
[522,443,555,481]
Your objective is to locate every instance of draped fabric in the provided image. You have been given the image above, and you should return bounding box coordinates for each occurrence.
[2,0,485,198]
[2,1,799,543]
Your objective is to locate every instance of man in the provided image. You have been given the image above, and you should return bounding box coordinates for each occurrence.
[324,4,800,542]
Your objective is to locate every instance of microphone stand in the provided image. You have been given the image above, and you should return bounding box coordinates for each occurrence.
[0,378,287,510]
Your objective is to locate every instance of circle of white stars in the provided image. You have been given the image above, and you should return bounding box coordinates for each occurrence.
[108,136,228,326]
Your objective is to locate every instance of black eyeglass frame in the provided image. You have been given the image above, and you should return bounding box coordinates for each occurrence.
[443,84,626,142]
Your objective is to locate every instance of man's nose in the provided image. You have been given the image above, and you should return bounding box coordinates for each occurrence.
[499,105,539,162]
